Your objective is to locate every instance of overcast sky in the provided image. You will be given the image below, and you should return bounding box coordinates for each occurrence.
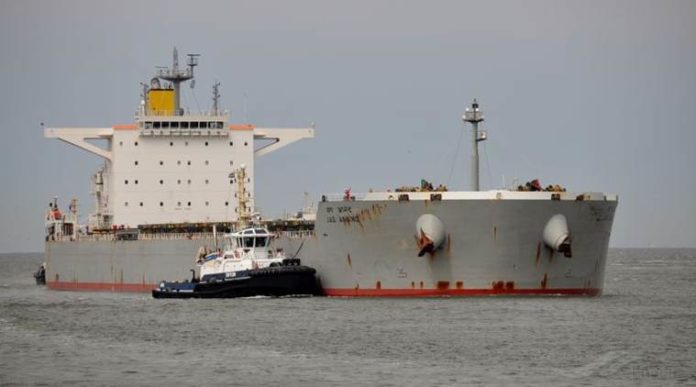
[1,0,694,252]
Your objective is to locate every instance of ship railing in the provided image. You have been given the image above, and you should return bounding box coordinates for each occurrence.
[48,232,219,242]
[274,230,315,239]
[320,193,368,202]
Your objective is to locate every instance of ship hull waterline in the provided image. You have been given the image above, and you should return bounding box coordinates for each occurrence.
[45,196,616,297]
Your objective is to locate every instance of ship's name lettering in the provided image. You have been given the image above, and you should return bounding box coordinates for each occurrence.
[337,206,352,213]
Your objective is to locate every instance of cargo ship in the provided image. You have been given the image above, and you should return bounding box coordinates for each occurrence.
[43,49,617,296]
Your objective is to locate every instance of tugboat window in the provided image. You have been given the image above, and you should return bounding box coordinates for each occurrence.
[243,237,254,248]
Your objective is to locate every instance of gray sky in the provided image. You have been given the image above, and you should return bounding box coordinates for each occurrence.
[1,0,694,252]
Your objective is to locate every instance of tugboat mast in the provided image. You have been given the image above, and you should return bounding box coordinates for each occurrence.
[463,99,487,191]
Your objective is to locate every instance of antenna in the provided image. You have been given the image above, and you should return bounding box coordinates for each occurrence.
[212,82,221,115]
[463,99,487,191]
[157,48,200,116]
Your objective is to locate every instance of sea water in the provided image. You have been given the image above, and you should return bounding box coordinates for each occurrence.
[1,249,694,386]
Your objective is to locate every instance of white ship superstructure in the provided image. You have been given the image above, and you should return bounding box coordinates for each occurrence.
[45,48,313,230]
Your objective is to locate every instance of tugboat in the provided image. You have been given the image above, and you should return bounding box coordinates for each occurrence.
[152,227,320,298]
[152,166,320,299]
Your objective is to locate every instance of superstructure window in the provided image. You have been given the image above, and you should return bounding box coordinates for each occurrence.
[199,122,206,128]
[162,122,169,129]
[144,122,153,129]
[181,122,189,129]
[191,122,199,129]
[171,122,179,129]
[153,122,161,129]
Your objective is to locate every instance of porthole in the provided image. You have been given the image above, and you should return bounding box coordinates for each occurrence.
[119,141,123,146]
[229,161,233,165]
[124,180,128,185]
[159,180,164,185]
[177,160,181,165]
[134,161,139,166]
[134,141,139,146]
[169,142,173,146]
[187,179,191,184]
[177,179,181,185]
[205,141,209,146]
[139,202,143,207]
[177,201,181,206]
[205,179,209,184]
[125,202,128,207]
[205,201,209,206]
[205,160,209,166]
[244,142,248,146]
[185,141,189,146]
[159,202,163,207]
[187,161,191,166]
[229,141,233,146]
[134,180,138,184]
[225,201,229,206]
[159,161,164,166]
[187,202,191,207]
